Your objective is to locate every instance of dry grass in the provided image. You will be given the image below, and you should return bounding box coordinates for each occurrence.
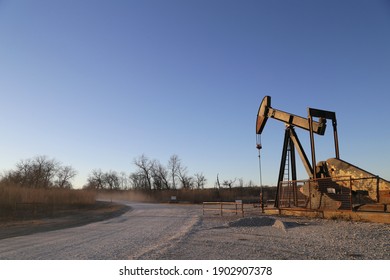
[0,185,275,221]
[0,184,96,220]
[97,187,276,204]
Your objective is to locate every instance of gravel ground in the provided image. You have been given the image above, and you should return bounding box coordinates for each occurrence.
[0,202,389,260]
[142,211,390,260]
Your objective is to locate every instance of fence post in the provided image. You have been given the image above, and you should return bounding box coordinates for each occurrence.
[220,203,223,216]
[376,176,380,203]
[349,176,353,211]
[309,180,312,209]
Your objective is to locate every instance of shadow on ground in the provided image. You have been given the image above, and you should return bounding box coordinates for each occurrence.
[0,201,131,240]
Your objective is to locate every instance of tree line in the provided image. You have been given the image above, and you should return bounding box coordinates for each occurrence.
[0,154,207,191]
[83,154,207,190]
[0,155,77,189]
[0,154,262,191]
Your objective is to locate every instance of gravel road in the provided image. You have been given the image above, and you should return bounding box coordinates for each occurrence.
[0,202,199,260]
[0,202,389,260]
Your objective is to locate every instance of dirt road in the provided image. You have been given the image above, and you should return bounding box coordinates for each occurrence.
[0,202,200,259]
[0,202,389,260]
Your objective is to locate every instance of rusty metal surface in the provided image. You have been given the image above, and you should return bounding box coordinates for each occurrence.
[326,158,390,203]
[278,175,390,211]
[279,178,351,211]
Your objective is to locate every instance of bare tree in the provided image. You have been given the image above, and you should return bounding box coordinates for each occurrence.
[0,156,78,189]
[104,170,120,191]
[133,154,153,190]
[194,173,207,189]
[55,166,77,188]
[177,164,193,189]
[39,156,59,188]
[167,154,181,190]
[12,156,59,188]
[129,172,146,190]
[129,154,204,191]
[151,160,170,190]
[14,158,34,186]
[215,174,221,188]
[181,175,194,189]
[222,178,237,189]
[216,174,237,189]
[84,169,106,190]
[119,172,130,190]
[0,170,21,187]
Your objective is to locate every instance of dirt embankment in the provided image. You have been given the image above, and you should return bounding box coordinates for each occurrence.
[0,201,131,240]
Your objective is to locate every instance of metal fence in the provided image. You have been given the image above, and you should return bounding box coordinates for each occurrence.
[278,176,384,211]
[202,202,244,216]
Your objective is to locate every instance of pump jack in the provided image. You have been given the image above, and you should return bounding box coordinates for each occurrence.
[256,96,390,209]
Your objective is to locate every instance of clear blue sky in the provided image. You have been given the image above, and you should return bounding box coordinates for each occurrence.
[1,0,389,188]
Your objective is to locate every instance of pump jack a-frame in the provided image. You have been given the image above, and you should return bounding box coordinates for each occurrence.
[256,96,340,207]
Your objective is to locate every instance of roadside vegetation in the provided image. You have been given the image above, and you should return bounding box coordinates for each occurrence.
[0,155,94,220]
[0,154,274,220]
[0,186,96,220]
[97,187,276,204]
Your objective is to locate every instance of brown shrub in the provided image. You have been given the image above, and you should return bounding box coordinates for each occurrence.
[0,184,96,220]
